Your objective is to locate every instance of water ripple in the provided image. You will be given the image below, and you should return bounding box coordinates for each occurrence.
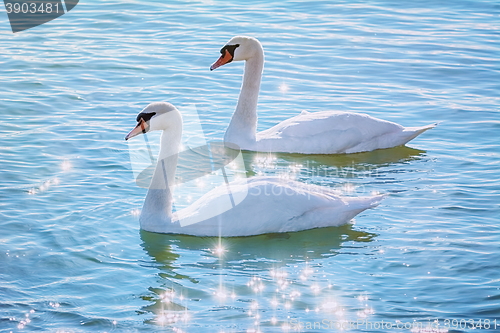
[1,0,499,331]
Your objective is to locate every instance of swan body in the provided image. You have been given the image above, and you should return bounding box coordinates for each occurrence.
[126,102,385,237]
[210,36,436,154]
[142,176,384,237]
[254,111,436,154]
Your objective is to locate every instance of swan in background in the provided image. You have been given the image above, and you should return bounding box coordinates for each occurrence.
[125,102,385,237]
[210,36,436,154]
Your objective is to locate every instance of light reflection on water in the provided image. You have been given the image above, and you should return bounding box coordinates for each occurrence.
[139,225,378,331]
[1,0,499,331]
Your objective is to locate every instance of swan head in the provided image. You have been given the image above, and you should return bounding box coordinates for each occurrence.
[125,102,181,140]
[210,36,263,71]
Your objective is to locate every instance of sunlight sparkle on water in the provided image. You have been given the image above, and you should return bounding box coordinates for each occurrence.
[212,245,226,256]
[342,183,355,194]
[271,298,279,307]
[49,302,60,308]
[270,269,288,279]
[279,83,289,94]
[246,329,262,333]
[357,310,367,318]
[160,290,175,302]
[39,180,50,192]
[300,266,314,281]
[357,295,368,302]
[250,301,259,310]
[321,301,338,312]
[29,177,61,195]
[411,327,449,333]
[156,311,189,325]
[254,156,277,170]
[289,164,302,173]
[311,283,321,294]
[214,288,227,301]
[290,290,301,298]
[61,159,72,172]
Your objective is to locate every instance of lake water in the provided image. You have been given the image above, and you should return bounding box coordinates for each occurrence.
[1,0,499,332]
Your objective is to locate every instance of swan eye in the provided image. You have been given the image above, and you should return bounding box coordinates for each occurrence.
[220,44,240,57]
[137,112,156,123]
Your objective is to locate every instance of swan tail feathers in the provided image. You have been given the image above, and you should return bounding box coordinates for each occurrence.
[405,122,438,133]
[368,193,387,207]
[313,194,387,228]
[399,122,437,144]
[345,194,387,210]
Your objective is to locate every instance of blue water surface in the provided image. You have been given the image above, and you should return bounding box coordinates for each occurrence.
[1,0,499,332]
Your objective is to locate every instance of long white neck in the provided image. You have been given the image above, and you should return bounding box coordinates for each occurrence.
[140,119,182,231]
[224,47,264,147]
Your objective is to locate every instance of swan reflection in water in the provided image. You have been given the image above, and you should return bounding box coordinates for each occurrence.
[135,142,426,188]
[245,145,427,178]
[138,225,377,329]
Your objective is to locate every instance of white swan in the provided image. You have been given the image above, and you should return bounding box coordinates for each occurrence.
[210,36,436,154]
[126,102,385,237]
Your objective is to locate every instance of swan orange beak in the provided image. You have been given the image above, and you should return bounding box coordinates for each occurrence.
[210,50,233,71]
[125,119,149,140]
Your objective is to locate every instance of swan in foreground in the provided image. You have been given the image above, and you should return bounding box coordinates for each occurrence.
[210,36,436,154]
[125,102,385,237]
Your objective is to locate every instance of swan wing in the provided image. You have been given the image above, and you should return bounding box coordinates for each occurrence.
[174,177,384,236]
[255,111,430,154]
